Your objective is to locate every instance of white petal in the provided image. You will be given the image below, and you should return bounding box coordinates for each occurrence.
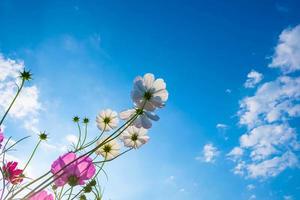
[125,140,134,148]
[132,76,145,96]
[111,111,118,118]
[154,89,169,101]
[97,122,105,131]
[149,97,164,108]
[141,115,152,129]
[131,87,144,103]
[140,135,150,144]
[143,101,157,111]
[120,109,135,120]
[133,116,143,128]
[127,126,136,133]
[104,109,112,117]
[100,110,106,118]
[145,111,160,121]
[109,118,119,128]
[135,140,143,148]
[153,78,166,91]
[96,116,103,123]
[139,127,147,135]
[143,73,155,89]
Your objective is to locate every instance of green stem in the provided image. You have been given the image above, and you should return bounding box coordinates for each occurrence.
[23,140,41,172]
[93,148,133,164]
[7,171,51,199]
[58,186,64,200]
[0,79,24,126]
[1,136,15,200]
[6,140,42,200]
[0,168,6,200]
[20,113,139,199]
[66,187,73,200]
[60,187,72,199]
[1,136,30,156]
[8,140,42,200]
[81,123,88,147]
[76,128,105,152]
[71,157,107,200]
[75,122,82,150]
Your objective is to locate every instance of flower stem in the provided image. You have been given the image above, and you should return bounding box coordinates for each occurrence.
[66,187,73,200]
[19,113,139,199]
[71,156,107,200]
[7,171,51,199]
[81,123,88,147]
[0,79,24,126]
[77,129,104,152]
[75,122,82,150]
[23,139,41,172]
[58,186,64,200]
[0,168,6,200]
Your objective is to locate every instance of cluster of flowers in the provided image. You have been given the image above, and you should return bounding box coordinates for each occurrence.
[0,71,168,200]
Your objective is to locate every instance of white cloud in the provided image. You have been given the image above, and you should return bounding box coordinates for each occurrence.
[234,76,300,179]
[227,147,244,161]
[165,175,175,183]
[284,195,293,200]
[269,25,300,73]
[179,188,185,192]
[9,86,41,118]
[230,25,300,180]
[247,151,298,179]
[0,55,23,81]
[247,184,255,191]
[196,143,219,163]
[216,123,230,140]
[225,89,232,93]
[239,76,300,128]
[216,123,228,129]
[240,124,298,161]
[249,194,256,200]
[232,160,246,176]
[244,70,263,88]
[0,54,42,133]
[66,134,78,144]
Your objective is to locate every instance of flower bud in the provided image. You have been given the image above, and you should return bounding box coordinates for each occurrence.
[73,116,80,123]
[20,69,32,81]
[39,132,48,141]
[79,194,87,200]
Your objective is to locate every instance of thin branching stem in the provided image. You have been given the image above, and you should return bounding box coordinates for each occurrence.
[18,113,139,199]
[0,79,24,126]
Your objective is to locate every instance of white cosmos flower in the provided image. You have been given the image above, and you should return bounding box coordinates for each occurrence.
[131,73,168,111]
[95,138,121,160]
[119,108,159,129]
[96,109,119,132]
[121,126,150,149]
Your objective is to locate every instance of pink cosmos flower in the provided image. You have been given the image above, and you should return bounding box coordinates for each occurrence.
[2,161,23,185]
[29,190,54,200]
[51,152,96,187]
[0,128,4,148]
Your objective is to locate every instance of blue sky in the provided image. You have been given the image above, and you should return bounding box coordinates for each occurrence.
[0,0,300,200]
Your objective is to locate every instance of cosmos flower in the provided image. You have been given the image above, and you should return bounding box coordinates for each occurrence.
[29,190,54,200]
[96,109,119,131]
[0,128,4,148]
[119,108,159,129]
[131,73,168,111]
[51,152,96,187]
[95,138,121,160]
[2,161,23,185]
[121,126,149,149]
